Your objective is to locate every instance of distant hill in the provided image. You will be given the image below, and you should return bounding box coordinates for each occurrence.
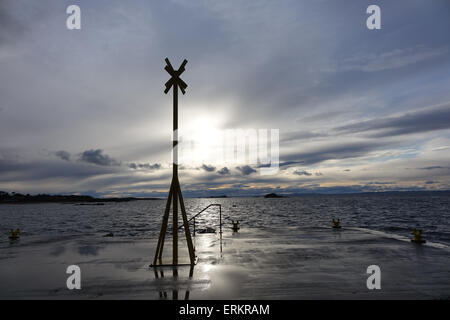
[264,193,284,198]
[0,191,160,204]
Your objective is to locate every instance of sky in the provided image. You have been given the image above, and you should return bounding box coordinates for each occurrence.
[0,0,450,197]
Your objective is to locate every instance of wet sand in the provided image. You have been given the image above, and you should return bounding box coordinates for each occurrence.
[0,226,449,299]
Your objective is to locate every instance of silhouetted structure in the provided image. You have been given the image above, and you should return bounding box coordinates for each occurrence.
[154,266,194,300]
[231,220,240,232]
[411,228,426,244]
[332,218,341,229]
[152,58,195,266]
[264,193,283,198]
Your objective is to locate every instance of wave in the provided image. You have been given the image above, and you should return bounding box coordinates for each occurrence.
[351,227,450,251]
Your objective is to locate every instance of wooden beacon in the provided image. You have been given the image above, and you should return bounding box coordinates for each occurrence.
[152,58,196,266]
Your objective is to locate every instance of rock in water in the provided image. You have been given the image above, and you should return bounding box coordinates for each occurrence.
[264,193,283,198]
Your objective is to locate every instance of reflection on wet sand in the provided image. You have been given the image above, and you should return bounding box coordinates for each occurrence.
[153,266,195,300]
[1,227,450,299]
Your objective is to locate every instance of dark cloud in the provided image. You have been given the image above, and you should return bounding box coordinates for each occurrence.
[315,172,323,176]
[0,158,116,182]
[128,162,161,170]
[236,165,256,175]
[201,164,216,172]
[128,163,137,169]
[335,103,450,138]
[282,141,387,166]
[366,181,394,185]
[279,161,303,168]
[343,169,351,172]
[217,167,230,175]
[0,1,27,45]
[70,172,172,194]
[79,149,120,166]
[282,130,328,142]
[293,170,312,176]
[419,166,445,170]
[54,150,71,161]
[297,110,349,123]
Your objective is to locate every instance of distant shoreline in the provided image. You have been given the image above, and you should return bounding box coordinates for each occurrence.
[0,192,161,204]
[1,190,449,204]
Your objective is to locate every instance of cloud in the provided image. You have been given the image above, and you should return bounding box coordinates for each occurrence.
[293,170,312,176]
[128,162,161,170]
[366,182,394,185]
[339,46,449,72]
[217,167,230,175]
[0,1,27,45]
[201,164,216,172]
[419,166,445,170]
[432,146,450,151]
[335,103,450,138]
[283,130,328,142]
[79,149,120,166]
[282,140,387,166]
[279,161,303,168]
[1,1,450,196]
[54,150,71,161]
[0,158,117,182]
[236,165,256,175]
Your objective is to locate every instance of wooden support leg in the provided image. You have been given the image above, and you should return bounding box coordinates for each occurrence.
[172,268,178,300]
[173,181,178,265]
[158,183,173,260]
[153,178,195,266]
[178,183,196,265]
[153,183,173,265]
[185,266,194,300]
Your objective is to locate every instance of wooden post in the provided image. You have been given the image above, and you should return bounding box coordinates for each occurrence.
[152,58,195,266]
[172,187,178,265]
[172,81,178,265]
[219,205,223,254]
[179,187,196,262]
[153,185,173,265]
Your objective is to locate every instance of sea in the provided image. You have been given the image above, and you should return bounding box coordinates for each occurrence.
[1,192,449,248]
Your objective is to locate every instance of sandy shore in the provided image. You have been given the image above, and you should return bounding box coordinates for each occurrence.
[0,226,449,299]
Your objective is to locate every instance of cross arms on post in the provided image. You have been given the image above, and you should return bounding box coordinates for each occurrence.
[164,58,188,95]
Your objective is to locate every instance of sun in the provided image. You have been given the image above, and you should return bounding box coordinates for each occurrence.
[179,113,225,166]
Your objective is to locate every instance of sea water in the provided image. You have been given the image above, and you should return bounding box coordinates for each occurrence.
[0,192,449,248]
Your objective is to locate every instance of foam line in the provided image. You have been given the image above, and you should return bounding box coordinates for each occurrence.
[352,227,450,251]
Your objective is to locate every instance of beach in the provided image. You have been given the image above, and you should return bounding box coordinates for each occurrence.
[1,224,449,299]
